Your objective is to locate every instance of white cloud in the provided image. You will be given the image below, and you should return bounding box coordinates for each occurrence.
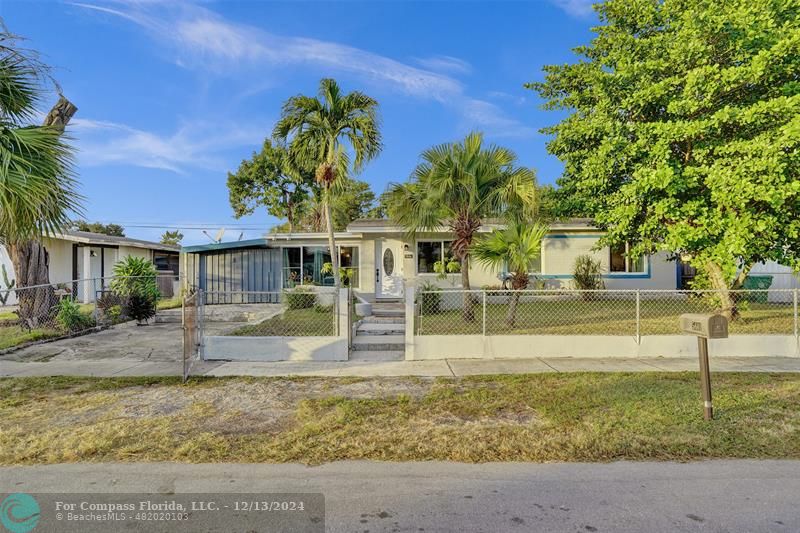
[413,55,472,75]
[548,0,596,18]
[71,118,263,173]
[74,1,533,138]
[459,99,535,138]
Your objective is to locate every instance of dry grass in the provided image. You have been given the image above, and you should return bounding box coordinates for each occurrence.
[1,373,800,465]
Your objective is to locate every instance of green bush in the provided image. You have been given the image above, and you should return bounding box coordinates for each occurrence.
[55,299,93,332]
[418,281,442,313]
[123,293,158,324]
[573,254,604,299]
[110,256,161,300]
[285,286,316,309]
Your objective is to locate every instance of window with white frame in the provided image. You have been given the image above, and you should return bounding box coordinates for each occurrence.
[281,245,360,287]
[609,243,645,273]
[417,240,454,273]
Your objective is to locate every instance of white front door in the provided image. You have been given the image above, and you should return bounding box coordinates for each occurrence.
[376,239,404,298]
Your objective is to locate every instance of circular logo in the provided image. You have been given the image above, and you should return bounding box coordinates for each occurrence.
[0,494,40,533]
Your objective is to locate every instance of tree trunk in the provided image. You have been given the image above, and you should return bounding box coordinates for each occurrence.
[506,274,528,328]
[460,255,474,322]
[705,261,739,321]
[7,241,55,329]
[323,191,340,289]
[6,96,77,329]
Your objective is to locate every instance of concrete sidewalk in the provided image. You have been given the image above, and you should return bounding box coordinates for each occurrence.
[2,356,800,378]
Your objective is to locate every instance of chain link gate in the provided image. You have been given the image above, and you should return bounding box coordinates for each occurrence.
[182,290,202,382]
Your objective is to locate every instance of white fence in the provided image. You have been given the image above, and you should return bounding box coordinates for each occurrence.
[199,288,350,362]
[407,287,800,360]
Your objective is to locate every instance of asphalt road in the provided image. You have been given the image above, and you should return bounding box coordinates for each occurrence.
[2,460,798,532]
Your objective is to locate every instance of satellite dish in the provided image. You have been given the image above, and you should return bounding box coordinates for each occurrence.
[238,232,244,241]
[214,228,226,243]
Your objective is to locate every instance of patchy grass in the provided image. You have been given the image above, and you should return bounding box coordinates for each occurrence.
[157,296,183,310]
[419,296,794,335]
[227,307,336,337]
[0,325,62,350]
[1,373,800,465]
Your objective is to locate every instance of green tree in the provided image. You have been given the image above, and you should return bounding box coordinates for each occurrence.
[330,179,376,230]
[529,0,800,319]
[160,230,183,246]
[70,220,125,236]
[387,132,538,320]
[227,139,313,233]
[0,30,81,328]
[366,191,391,219]
[472,222,548,327]
[274,78,382,288]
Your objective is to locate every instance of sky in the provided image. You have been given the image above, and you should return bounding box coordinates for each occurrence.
[2,0,597,245]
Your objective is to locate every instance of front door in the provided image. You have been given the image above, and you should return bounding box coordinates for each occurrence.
[376,239,404,298]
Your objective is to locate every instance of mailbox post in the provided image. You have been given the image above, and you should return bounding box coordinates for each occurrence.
[679,313,728,421]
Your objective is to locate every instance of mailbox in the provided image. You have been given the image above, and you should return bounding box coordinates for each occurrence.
[679,313,728,339]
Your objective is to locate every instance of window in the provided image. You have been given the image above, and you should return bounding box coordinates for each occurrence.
[282,245,360,287]
[417,241,454,273]
[609,243,645,273]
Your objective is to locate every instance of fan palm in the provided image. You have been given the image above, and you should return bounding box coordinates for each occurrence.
[0,30,80,327]
[387,132,537,320]
[273,78,382,288]
[472,222,548,327]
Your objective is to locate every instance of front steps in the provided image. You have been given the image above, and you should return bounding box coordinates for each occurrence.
[351,302,406,361]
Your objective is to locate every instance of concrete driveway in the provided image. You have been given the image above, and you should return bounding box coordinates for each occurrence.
[0,306,255,363]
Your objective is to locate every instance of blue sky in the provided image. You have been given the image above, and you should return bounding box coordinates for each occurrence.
[3,0,596,245]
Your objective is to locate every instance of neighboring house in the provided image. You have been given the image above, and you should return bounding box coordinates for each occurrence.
[182,218,683,301]
[0,231,181,304]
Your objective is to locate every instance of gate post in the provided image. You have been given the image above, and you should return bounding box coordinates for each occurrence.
[405,280,415,361]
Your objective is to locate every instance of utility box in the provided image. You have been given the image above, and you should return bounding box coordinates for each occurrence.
[680,313,728,339]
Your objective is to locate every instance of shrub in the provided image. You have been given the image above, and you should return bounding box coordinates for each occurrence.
[573,254,604,299]
[55,298,93,332]
[418,281,442,314]
[110,256,161,301]
[97,291,126,311]
[285,286,316,309]
[124,293,158,324]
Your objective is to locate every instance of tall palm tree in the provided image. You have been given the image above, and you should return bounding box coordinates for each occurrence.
[0,30,81,327]
[387,132,537,321]
[472,222,548,327]
[273,78,382,288]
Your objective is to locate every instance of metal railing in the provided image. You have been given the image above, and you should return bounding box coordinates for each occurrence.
[416,288,800,339]
[203,288,339,337]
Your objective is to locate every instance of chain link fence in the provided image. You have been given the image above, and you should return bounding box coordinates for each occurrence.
[206,288,339,337]
[416,288,799,337]
[0,275,184,351]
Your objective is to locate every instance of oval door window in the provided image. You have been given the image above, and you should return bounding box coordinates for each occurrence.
[383,249,394,276]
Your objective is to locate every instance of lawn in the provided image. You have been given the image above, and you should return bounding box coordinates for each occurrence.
[1,373,800,465]
[227,307,336,336]
[418,296,795,336]
[0,326,62,350]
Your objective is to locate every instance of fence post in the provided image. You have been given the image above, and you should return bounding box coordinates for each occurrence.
[794,288,798,348]
[482,291,487,337]
[404,281,415,361]
[636,289,641,344]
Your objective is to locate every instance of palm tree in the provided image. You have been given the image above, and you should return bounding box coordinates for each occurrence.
[0,30,81,328]
[472,222,548,327]
[387,132,537,321]
[273,78,382,288]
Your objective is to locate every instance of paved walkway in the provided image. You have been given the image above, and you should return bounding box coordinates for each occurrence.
[2,356,800,378]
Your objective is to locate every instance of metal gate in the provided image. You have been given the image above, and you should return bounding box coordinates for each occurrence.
[182,290,202,382]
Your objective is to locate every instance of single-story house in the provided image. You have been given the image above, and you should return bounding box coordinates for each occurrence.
[0,231,181,303]
[182,218,686,301]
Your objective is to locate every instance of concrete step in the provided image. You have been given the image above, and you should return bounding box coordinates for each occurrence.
[357,323,405,335]
[352,334,405,351]
[348,350,404,362]
[372,309,405,318]
[361,316,405,325]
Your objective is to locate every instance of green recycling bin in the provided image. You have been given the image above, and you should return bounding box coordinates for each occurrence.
[742,275,773,303]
